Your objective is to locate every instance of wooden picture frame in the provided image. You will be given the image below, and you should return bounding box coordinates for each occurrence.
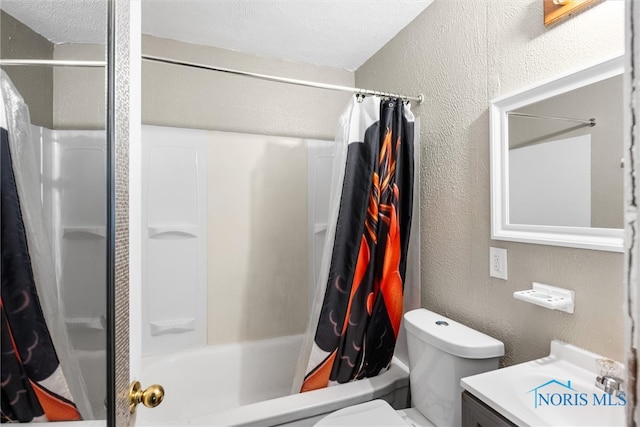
[543,0,604,26]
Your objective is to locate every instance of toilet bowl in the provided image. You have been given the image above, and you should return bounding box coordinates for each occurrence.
[314,309,504,426]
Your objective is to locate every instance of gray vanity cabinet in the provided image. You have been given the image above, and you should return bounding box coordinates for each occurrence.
[461,391,517,427]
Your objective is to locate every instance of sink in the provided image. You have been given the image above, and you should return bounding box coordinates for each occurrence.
[461,341,626,426]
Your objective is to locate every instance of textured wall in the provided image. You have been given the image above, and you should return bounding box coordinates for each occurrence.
[53,44,106,129]
[356,0,625,366]
[141,35,353,139]
[0,10,53,128]
[0,10,105,130]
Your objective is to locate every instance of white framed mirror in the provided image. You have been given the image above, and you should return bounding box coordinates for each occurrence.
[490,54,624,252]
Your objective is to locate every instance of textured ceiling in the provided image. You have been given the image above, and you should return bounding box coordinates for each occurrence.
[0,0,107,45]
[0,0,433,71]
[142,1,433,70]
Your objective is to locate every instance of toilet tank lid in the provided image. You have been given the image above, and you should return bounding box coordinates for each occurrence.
[404,309,504,359]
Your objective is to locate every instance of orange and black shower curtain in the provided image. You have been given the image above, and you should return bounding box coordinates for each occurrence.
[1,70,83,422]
[298,96,415,392]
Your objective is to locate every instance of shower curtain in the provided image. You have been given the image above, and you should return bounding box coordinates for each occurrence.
[0,70,89,422]
[295,95,415,392]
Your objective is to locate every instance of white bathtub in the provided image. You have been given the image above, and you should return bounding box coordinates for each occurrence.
[136,334,409,426]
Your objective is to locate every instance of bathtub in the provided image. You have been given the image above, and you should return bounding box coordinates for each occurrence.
[136,334,409,426]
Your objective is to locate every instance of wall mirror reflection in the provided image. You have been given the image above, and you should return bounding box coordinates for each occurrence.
[490,55,624,252]
[0,1,109,423]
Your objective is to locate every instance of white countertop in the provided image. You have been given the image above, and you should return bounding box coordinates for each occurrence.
[460,340,625,426]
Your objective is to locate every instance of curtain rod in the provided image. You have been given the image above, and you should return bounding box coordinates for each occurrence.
[0,59,107,68]
[142,54,424,104]
[507,111,596,127]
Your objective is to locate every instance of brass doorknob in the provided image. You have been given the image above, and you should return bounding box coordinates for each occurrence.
[129,381,165,414]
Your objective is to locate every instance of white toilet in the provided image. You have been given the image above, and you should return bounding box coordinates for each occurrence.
[315,308,504,427]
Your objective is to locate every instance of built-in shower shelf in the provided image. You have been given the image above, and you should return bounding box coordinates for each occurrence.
[65,316,106,331]
[314,223,328,234]
[148,225,198,239]
[150,317,196,336]
[63,226,106,238]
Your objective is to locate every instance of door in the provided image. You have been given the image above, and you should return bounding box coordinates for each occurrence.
[118,1,145,424]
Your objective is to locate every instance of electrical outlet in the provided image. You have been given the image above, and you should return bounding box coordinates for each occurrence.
[489,247,508,280]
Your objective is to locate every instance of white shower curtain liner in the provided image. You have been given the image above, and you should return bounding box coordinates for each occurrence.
[291,96,357,393]
[292,95,421,393]
[1,70,93,420]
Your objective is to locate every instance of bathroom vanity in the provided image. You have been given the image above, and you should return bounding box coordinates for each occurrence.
[460,340,625,426]
[461,391,516,427]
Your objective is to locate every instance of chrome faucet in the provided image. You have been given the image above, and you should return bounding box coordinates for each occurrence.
[596,374,624,396]
[595,358,624,396]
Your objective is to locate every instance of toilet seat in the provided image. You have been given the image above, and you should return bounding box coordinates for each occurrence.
[314,400,434,427]
[314,400,407,426]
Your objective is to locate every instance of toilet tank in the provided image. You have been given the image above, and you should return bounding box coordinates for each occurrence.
[404,309,504,427]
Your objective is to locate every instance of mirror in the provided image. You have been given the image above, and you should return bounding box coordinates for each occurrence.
[0,1,109,423]
[490,55,624,252]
